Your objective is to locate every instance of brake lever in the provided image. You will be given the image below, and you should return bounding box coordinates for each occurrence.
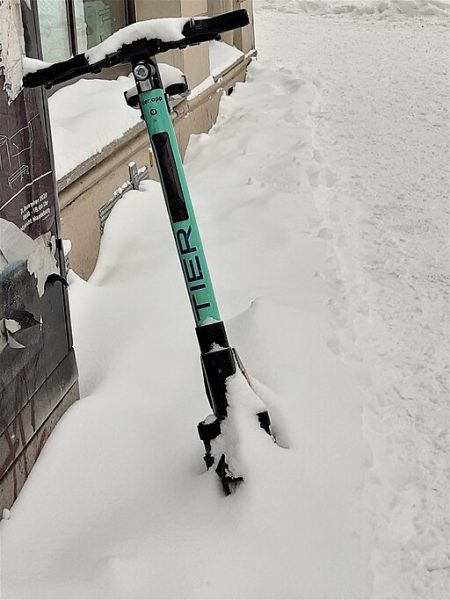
[174,32,221,49]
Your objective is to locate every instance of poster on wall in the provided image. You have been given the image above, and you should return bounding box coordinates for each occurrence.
[0,71,58,279]
[0,0,78,485]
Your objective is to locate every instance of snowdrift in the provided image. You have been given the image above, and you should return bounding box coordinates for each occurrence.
[259,0,450,18]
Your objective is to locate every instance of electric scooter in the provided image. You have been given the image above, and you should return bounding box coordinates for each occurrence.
[24,9,273,494]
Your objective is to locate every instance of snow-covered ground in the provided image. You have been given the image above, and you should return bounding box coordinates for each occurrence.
[256,2,449,597]
[1,1,448,598]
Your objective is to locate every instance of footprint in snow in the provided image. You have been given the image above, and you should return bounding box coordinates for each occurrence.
[308,166,338,188]
[317,227,334,240]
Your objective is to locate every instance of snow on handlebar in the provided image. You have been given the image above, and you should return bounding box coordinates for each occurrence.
[23,9,249,90]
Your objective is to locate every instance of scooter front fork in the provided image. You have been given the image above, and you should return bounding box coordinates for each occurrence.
[133,58,271,493]
[196,321,272,494]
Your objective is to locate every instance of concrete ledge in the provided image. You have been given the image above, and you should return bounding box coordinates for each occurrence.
[59,55,253,279]
[58,124,149,210]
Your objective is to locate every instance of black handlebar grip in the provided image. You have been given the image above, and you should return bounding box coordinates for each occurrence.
[182,9,249,37]
[23,53,89,88]
[23,10,249,89]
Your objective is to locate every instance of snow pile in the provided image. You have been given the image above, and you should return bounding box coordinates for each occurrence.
[209,40,244,78]
[208,373,274,487]
[0,58,372,597]
[48,41,246,180]
[258,0,450,18]
[49,64,184,180]
[48,75,141,179]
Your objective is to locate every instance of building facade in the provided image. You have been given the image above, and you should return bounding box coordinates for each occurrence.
[0,0,80,514]
[37,0,256,279]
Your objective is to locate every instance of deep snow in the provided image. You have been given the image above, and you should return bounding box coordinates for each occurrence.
[0,59,373,599]
[1,1,449,598]
[254,3,449,597]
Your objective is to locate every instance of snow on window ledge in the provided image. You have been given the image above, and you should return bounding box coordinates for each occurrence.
[50,42,249,184]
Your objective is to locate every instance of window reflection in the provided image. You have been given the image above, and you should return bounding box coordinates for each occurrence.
[37,0,71,62]
[37,0,127,62]
[74,0,127,52]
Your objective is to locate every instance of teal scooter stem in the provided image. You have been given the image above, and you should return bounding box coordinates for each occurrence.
[134,58,275,493]
[136,65,221,327]
[133,58,250,492]
[134,57,236,417]
[23,9,273,494]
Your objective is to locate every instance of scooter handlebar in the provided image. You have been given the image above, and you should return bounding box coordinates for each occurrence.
[23,54,99,89]
[23,9,249,89]
[182,9,249,37]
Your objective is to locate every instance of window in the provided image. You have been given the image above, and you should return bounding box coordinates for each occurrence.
[74,1,127,53]
[37,0,131,62]
[37,0,72,63]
